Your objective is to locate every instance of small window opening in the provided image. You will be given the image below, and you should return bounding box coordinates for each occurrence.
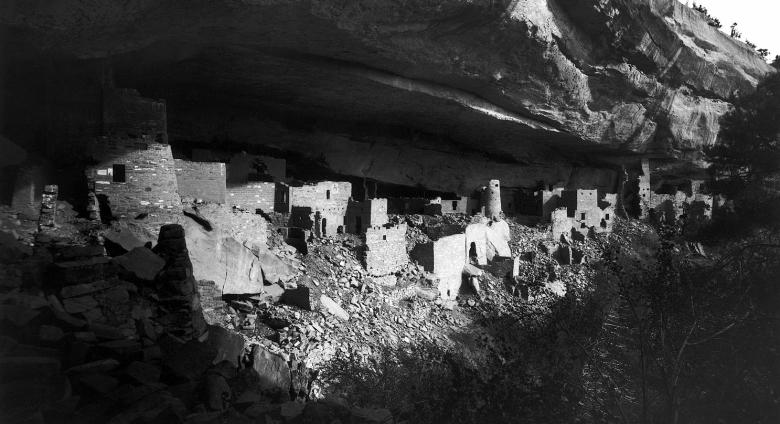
[581,212,586,219]
[326,190,331,200]
[112,164,126,183]
[605,213,610,220]
[581,223,587,228]
[452,201,458,209]
[382,235,387,240]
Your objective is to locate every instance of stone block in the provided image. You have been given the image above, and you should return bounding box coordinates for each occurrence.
[319,295,349,321]
[250,345,291,397]
[281,285,317,311]
[112,247,165,282]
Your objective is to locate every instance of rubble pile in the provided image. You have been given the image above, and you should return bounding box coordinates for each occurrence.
[0,195,648,424]
[0,224,394,423]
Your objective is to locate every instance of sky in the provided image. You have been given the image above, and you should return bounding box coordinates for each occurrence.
[687,0,780,60]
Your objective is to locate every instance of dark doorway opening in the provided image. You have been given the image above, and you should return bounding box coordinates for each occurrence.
[112,164,126,183]
[469,242,478,263]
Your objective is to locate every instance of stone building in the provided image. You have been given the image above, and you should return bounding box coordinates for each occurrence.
[86,137,182,219]
[423,196,470,215]
[537,187,564,221]
[646,186,713,222]
[174,159,226,204]
[464,220,511,266]
[364,223,408,276]
[345,198,388,234]
[412,234,467,300]
[287,181,351,237]
[85,89,181,219]
[550,189,616,240]
[411,216,511,300]
[481,179,502,220]
[638,159,713,222]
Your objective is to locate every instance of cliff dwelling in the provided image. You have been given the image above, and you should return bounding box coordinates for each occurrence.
[1,1,778,423]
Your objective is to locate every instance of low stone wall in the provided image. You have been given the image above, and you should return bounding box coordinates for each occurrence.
[227,182,275,212]
[174,159,226,203]
[364,224,407,276]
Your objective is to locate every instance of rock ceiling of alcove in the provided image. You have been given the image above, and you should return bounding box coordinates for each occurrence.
[3,0,772,165]
[2,0,617,165]
[113,42,593,163]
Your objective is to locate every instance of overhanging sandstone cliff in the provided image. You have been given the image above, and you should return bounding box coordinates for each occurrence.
[1,0,774,192]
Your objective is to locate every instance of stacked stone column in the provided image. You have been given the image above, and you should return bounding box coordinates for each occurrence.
[38,184,58,230]
[152,224,208,341]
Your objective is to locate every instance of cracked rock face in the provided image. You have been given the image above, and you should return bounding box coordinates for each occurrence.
[2,0,774,189]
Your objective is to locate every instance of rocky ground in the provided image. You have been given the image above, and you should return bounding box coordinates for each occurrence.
[0,202,653,423]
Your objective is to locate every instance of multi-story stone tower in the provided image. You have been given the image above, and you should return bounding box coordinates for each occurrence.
[482,179,502,220]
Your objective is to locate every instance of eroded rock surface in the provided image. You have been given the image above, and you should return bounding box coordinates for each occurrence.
[2,0,775,194]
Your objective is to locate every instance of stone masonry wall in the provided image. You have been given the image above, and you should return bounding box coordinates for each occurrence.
[433,234,466,300]
[86,137,181,218]
[364,223,407,276]
[289,181,351,236]
[227,182,275,212]
[562,189,598,217]
[346,198,388,234]
[174,159,226,203]
[441,197,469,214]
[538,188,563,221]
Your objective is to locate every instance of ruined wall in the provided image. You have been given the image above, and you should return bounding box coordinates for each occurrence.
[551,207,573,241]
[538,188,564,221]
[346,198,389,234]
[411,233,468,299]
[562,189,598,217]
[174,159,226,203]
[440,197,469,214]
[640,160,713,222]
[86,137,181,218]
[227,182,275,212]
[647,191,713,222]
[364,224,407,276]
[432,234,466,300]
[289,181,351,236]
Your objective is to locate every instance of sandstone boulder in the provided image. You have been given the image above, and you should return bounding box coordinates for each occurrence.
[250,345,291,397]
[112,247,165,282]
[103,228,146,254]
[257,249,295,285]
[184,217,263,295]
[319,295,349,321]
